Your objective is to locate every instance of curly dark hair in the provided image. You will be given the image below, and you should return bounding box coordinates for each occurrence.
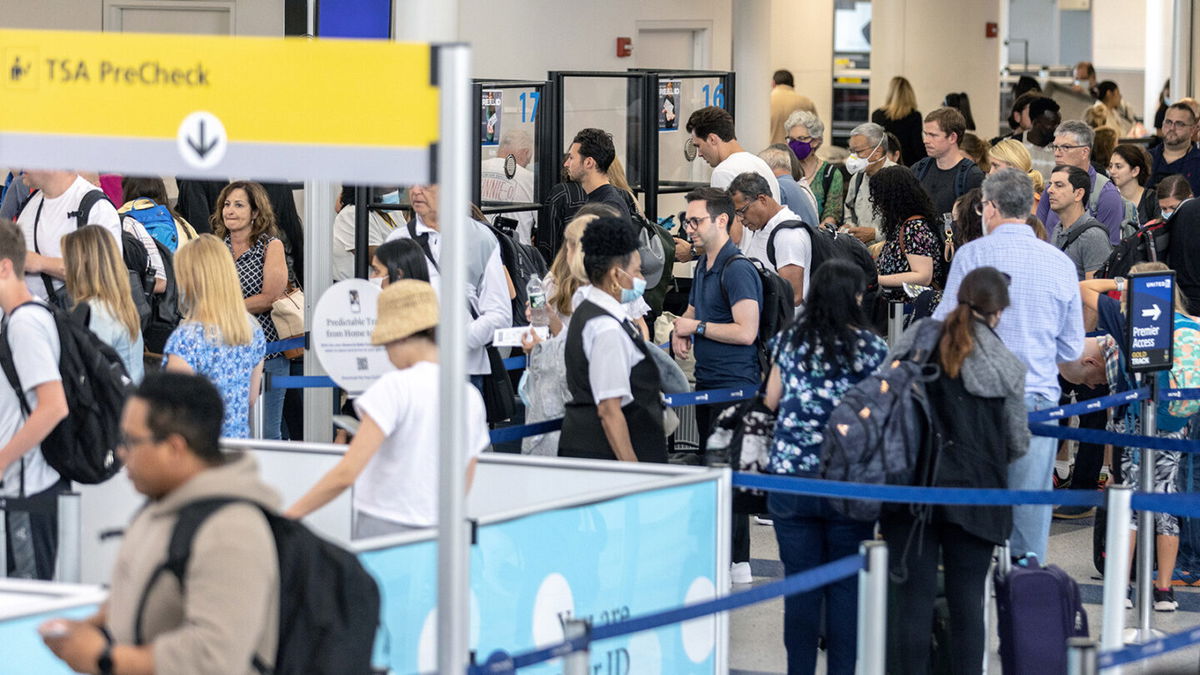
[581,216,639,285]
[867,165,938,241]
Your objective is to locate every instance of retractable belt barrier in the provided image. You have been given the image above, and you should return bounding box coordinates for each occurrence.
[1099,626,1200,669]
[469,554,866,674]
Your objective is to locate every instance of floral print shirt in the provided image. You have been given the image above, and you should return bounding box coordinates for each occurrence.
[767,327,889,475]
[877,217,947,302]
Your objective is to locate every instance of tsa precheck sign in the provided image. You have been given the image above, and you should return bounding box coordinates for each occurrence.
[1127,271,1176,373]
[0,29,440,184]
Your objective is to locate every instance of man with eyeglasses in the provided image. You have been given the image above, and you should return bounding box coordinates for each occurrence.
[934,168,1084,562]
[1034,120,1124,245]
[1147,102,1200,195]
[672,186,761,585]
[0,218,68,581]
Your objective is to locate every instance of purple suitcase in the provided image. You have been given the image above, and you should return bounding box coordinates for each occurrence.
[994,553,1089,674]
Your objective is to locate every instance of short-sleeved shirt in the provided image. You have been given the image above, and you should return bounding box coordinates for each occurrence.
[1053,214,1112,280]
[1149,144,1200,196]
[354,361,490,527]
[740,207,812,303]
[18,175,123,301]
[689,238,763,388]
[0,302,61,497]
[164,321,266,439]
[776,175,820,229]
[711,152,781,203]
[585,184,632,222]
[331,205,401,282]
[577,286,646,406]
[920,158,985,217]
[877,217,946,301]
[227,234,281,354]
[767,326,888,476]
[809,161,846,225]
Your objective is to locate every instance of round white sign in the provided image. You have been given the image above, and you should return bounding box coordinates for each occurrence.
[176,111,228,170]
[311,279,394,394]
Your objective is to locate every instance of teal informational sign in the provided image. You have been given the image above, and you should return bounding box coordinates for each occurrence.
[360,480,720,673]
[1,605,100,672]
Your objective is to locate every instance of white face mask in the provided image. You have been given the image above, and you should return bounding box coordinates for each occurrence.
[846,138,883,175]
[369,276,384,288]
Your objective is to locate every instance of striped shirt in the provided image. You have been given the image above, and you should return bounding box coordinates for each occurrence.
[932,222,1085,400]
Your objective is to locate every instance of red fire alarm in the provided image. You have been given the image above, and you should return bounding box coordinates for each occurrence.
[986,22,999,38]
[616,37,633,58]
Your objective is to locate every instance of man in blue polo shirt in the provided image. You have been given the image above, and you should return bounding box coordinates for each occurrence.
[1148,103,1200,196]
[672,186,762,584]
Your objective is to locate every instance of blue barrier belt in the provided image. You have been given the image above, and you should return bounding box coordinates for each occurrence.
[1099,625,1200,668]
[263,335,306,353]
[489,419,563,444]
[471,554,865,673]
[1132,493,1200,520]
[733,472,1105,507]
[1029,423,1200,454]
[268,375,336,389]
[1027,388,1149,422]
[503,342,671,372]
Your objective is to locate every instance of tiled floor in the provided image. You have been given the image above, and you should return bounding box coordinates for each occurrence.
[729,515,1200,674]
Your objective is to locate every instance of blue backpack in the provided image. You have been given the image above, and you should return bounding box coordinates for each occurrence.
[123,201,179,252]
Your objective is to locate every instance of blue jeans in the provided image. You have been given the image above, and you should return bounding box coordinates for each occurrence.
[1009,393,1057,560]
[261,356,289,440]
[769,492,874,675]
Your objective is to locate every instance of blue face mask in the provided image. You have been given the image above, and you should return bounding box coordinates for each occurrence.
[379,190,401,204]
[620,272,647,304]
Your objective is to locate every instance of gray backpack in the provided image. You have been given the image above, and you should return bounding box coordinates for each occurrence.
[819,319,942,521]
[1090,172,1139,238]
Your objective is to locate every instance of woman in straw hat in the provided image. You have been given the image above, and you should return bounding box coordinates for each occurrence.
[558,217,666,463]
[285,280,491,537]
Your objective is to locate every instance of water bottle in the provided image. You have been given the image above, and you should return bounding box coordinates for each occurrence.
[527,276,548,327]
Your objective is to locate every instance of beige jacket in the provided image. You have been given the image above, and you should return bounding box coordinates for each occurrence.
[770,85,817,145]
[106,452,281,675]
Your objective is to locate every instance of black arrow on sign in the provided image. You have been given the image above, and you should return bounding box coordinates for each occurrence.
[186,119,220,159]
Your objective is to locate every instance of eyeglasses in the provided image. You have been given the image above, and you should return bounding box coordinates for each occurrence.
[682,215,712,228]
[788,135,815,143]
[117,433,156,451]
[734,202,753,219]
[1049,144,1088,153]
[1163,119,1195,129]
[974,200,992,216]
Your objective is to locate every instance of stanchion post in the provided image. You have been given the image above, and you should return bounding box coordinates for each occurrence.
[54,491,81,583]
[561,619,591,675]
[1136,377,1158,640]
[1066,638,1098,675]
[856,540,887,675]
[0,500,7,576]
[250,385,264,440]
[1101,485,1133,659]
[887,302,905,348]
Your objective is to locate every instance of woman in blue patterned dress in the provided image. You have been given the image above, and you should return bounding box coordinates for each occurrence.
[763,258,889,675]
[163,235,266,439]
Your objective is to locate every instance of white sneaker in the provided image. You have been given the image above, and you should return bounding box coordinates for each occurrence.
[754,515,774,526]
[731,562,753,584]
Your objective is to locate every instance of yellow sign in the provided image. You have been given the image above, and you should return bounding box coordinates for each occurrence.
[0,29,440,183]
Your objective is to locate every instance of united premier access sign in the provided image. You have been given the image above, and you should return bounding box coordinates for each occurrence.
[1126,270,1176,373]
[0,29,439,183]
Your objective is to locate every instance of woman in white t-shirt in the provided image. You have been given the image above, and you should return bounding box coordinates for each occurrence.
[285,280,490,538]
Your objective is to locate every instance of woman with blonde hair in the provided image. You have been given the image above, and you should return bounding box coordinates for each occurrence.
[871,76,926,166]
[988,139,1045,211]
[62,225,145,382]
[163,234,267,439]
[211,180,288,439]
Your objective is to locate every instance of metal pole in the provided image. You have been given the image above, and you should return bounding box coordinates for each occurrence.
[54,491,81,583]
[1172,0,1193,100]
[306,0,316,36]
[1101,485,1133,663]
[1136,377,1158,640]
[435,42,472,675]
[250,383,264,440]
[302,181,334,444]
[561,619,591,675]
[1066,638,1099,675]
[353,186,370,280]
[856,540,888,675]
[0,500,7,577]
[887,302,906,348]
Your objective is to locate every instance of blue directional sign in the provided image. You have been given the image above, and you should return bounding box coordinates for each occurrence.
[1126,271,1176,373]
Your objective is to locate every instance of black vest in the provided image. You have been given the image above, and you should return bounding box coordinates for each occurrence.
[558,299,666,463]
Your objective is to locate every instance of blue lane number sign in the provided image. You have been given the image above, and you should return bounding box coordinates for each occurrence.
[1126,270,1176,373]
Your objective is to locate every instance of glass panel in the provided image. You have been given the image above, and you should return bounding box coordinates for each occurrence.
[559,76,642,189]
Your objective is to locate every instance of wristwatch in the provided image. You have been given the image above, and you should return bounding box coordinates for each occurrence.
[96,626,115,675]
[1113,276,1127,293]
[696,321,708,337]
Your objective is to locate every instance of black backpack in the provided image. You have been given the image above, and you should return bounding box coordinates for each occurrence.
[912,156,977,200]
[820,163,851,210]
[766,219,879,306]
[141,233,182,354]
[135,497,380,675]
[1097,218,1171,279]
[475,219,549,328]
[0,301,131,485]
[820,318,942,521]
[720,254,795,374]
[619,190,676,314]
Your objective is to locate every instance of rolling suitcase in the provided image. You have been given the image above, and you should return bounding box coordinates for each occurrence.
[994,549,1089,674]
